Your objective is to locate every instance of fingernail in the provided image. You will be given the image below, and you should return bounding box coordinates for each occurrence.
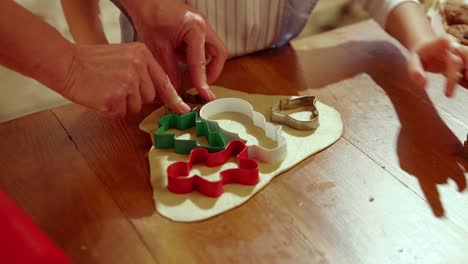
[172,96,190,114]
[206,89,216,101]
[178,102,191,113]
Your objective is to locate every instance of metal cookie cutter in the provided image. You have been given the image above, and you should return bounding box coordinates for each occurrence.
[182,92,207,105]
[270,96,320,131]
[182,92,207,113]
[154,111,227,154]
[199,98,287,164]
[167,140,259,198]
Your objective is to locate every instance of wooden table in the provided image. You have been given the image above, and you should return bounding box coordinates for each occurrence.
[1,20,467,263]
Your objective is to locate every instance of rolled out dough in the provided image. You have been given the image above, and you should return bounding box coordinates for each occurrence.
[140,86,343,222]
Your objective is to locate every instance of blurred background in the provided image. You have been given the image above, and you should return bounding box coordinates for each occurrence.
[0,0,383,123]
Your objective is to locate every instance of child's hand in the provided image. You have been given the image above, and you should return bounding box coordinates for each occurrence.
[59,43,191,117]
[407,36,466,97]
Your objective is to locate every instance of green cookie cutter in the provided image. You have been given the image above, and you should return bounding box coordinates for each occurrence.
[154,111,228,154]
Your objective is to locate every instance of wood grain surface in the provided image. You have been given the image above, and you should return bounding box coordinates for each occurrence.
[1,20,467,263]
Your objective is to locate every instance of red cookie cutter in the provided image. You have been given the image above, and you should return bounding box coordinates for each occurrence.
[167,140,259,197]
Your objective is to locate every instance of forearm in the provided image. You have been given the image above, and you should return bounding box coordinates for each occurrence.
[386,2,436,51]
[0,1,74,92]
[61,0,108,44]
[118,0,148,17]
[118,0,167,26]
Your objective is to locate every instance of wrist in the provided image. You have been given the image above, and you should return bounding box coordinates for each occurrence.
[32,40,77,94]
[119,0,155,24]
[120,0,179,29]
[0,1,77,95]
[386,1,437,51]
[410,34,438,52]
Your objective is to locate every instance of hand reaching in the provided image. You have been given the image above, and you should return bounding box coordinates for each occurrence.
[407,36,467,97]
[123,0,228,101]
[59,43,191,117]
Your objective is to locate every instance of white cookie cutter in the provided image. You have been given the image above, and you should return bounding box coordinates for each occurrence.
[199,98,287,164]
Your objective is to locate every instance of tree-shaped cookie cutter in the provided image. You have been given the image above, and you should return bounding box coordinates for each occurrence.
[154,112,228,154]
[270,96,320,131]
[199,98,287,164]
[167,140,259,197]
[165,92,241,144]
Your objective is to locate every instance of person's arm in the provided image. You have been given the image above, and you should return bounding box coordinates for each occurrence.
[61,0,108,44]
[118,0,227,101]
[0,1,189,117]
[0,0,74,92]
[357,0,465,97]
[385,1,435,50]
[386,1,465,97]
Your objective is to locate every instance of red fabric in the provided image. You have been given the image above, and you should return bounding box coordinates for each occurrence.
[0,190,70,264]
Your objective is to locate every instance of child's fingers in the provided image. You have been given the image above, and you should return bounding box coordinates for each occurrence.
[407,52,427,88]
[417,37,450,58]
[444,51,464,97]
[449,42,468,81]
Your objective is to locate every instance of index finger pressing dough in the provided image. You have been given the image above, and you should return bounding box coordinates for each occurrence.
[140,86,343,222]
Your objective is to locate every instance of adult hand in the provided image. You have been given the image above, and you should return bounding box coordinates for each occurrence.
[407,36,466,97]
[59,43,191,117]
[121,0,228,101]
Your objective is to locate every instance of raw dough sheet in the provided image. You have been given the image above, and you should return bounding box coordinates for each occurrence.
[140,86,343,222]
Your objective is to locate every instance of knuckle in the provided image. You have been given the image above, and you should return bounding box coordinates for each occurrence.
[132,42,146,51]
[105,94,117,106]
[107,90,125,105]
[105,111,118,119]
[185,12,206,30]
[131,57,143,67]
[159,75,172,90]
[106,109,124,119]
[119,71,136,86]
[188,59,207,69]
[133,42,150,56]
[145,90,156,103]
[199,59,207,68]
